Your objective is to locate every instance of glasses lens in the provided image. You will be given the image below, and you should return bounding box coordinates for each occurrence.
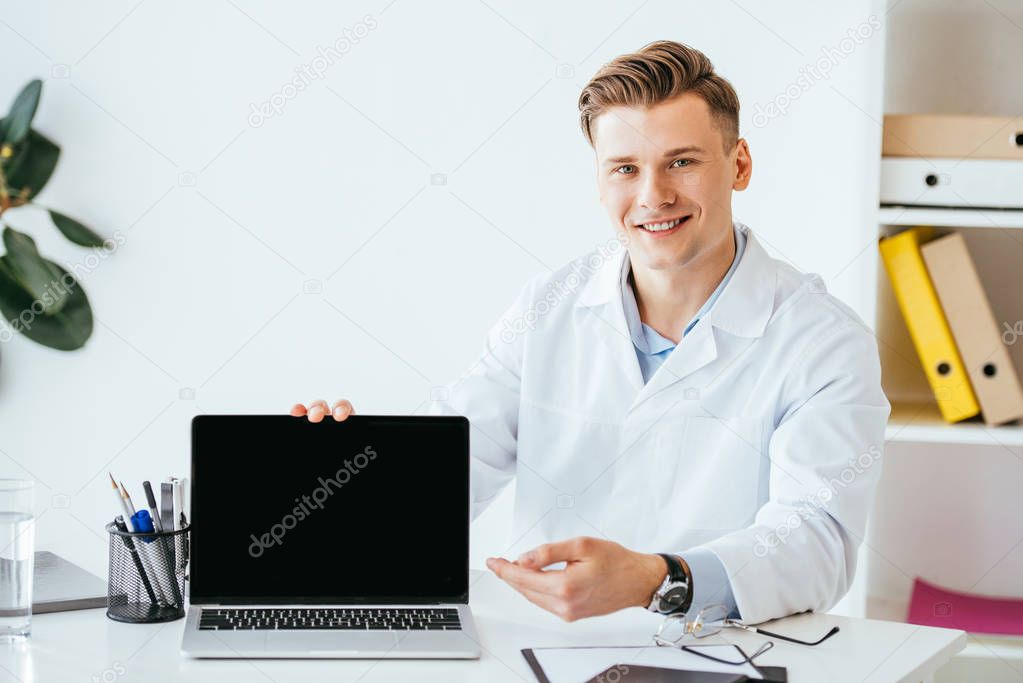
[692,604,728,638]
[656,614,687,644]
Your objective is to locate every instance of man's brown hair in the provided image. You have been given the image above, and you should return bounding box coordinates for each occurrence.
[577,40,740,152]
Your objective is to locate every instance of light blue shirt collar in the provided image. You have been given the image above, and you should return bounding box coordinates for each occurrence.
[622,225,747,366]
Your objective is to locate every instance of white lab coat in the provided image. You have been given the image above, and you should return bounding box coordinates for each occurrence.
[433,223,890,624]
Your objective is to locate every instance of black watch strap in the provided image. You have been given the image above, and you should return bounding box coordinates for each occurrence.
[656,553,694,615]
[658,553,686,582]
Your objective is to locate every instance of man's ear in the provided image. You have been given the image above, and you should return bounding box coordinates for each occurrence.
[733,138,752,191]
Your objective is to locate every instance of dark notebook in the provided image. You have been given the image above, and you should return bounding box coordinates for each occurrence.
[521,648,788,683]
[585,664,746,682]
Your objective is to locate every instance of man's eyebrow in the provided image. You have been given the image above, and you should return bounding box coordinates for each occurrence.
[601,146,706,165]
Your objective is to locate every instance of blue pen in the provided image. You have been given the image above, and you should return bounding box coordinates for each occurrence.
[126,509,169,606]
[114,515,157,604]
[132,508,183,606]
[131,509,155,536]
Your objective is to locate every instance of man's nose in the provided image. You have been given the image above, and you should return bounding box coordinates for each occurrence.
[638,172,676,209]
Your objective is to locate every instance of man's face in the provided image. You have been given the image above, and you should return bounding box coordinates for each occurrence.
[592,92,751,272]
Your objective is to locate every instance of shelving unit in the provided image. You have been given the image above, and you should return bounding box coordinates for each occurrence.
[876,212,1023,440]
[853,3,1023,679]
[866,202,1023,681]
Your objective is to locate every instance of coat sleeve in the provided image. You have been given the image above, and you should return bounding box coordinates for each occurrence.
[694,318,890,624]
[424,275,541,520]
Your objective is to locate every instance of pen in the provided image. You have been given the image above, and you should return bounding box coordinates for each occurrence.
[143,481,164,532]
[114,515,158,604]
[142,482,183,607]
[110,473,136,531]
[131,509,172,606]
[120,478,164,601]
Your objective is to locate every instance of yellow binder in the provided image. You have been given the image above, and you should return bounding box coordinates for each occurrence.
[879,228,979,423]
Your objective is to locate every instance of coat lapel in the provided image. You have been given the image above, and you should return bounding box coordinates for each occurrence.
[573,225,778,413]
[575,244,645,395]
[627,225,778,413]
[631,320,719,411]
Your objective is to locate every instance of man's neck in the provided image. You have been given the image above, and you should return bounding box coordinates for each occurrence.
[631,227,737,344]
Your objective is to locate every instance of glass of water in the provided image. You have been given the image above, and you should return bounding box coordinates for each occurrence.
[0,480,34,640]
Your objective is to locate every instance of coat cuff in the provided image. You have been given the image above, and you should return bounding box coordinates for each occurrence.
[682,546,740,619]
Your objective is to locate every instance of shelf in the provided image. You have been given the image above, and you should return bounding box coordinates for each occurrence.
[960,635,1023,662]
[879,205,1023,229]
[867,597,1023,661]
[886,402,1023,447]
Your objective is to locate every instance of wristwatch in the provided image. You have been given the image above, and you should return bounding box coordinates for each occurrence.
[647,553,693,615]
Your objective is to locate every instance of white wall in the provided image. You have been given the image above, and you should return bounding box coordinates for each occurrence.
[0,0,885,582]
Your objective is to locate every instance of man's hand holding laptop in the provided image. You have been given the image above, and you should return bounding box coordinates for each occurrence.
[291,399,671,623]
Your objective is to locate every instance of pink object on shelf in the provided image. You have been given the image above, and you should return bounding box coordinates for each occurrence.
[907,577,1023,636]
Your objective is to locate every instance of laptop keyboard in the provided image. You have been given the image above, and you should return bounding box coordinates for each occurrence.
[198,607,462,631]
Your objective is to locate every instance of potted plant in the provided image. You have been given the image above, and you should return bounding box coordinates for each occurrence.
[0,79,105,362]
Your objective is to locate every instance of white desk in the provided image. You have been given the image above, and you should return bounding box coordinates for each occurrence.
[0,571,965,683]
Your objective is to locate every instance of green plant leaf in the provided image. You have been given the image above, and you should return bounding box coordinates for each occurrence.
[0,258,92,351]
[49,210,105,247]
[1,80,42,147]
[1,226,68,314]
[3,128,60,199]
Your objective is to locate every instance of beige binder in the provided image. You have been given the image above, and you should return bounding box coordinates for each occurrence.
[921,232,1023,425]
[883,114,1023,160]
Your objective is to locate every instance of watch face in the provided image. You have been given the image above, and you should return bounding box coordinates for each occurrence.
[658,585,688,613]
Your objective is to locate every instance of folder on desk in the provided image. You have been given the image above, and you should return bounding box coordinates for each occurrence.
[879,228,980,423]
[921,232,1023,425]
[584,665,746,682]
[522,646,786,683]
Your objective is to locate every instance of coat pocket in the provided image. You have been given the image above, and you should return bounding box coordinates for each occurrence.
[653,415,765,530]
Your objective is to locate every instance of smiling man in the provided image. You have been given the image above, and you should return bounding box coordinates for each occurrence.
[294,40,889,626]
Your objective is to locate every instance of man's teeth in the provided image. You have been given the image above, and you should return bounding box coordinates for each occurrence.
[641,217,683,231]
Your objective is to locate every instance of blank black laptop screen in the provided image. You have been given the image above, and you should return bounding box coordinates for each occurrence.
[190,415,469,604]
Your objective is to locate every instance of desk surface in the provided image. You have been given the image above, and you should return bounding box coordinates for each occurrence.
[0,571,965,683]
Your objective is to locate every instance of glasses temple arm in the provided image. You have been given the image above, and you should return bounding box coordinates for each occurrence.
[743,624,840,646]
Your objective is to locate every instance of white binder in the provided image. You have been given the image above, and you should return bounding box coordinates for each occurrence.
[880,158,1023,209]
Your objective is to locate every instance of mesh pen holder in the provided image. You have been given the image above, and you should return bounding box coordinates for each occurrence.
[105,522,189,623]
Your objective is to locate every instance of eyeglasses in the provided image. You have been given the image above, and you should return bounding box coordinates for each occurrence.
[653,603,840,666]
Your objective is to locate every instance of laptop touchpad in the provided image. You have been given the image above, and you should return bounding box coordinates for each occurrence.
[267,631,399,653]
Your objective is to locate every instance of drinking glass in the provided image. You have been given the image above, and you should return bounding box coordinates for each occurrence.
[0,479,34,640]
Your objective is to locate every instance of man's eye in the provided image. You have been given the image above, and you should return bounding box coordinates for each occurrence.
[615,165,635,175]
[671,159,692,168]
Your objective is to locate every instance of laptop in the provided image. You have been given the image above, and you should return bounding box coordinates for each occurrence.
[181,414,481,659]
